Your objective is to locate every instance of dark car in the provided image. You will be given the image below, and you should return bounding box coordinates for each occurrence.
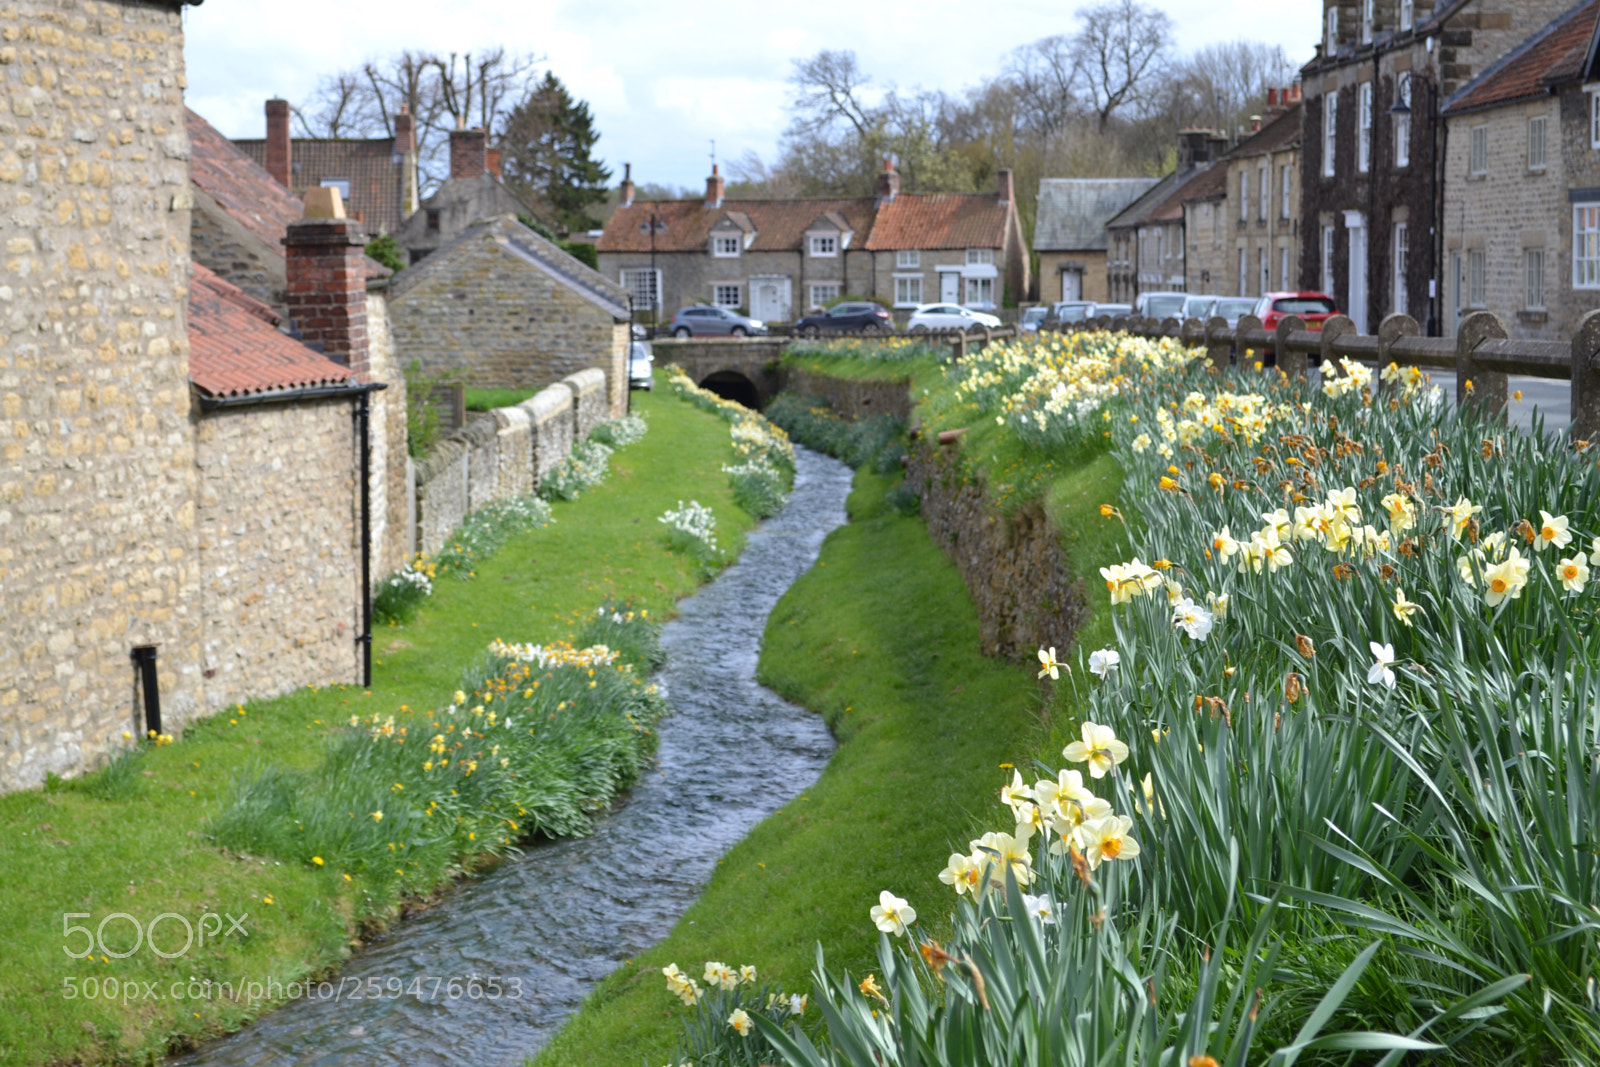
[794,301,893,337]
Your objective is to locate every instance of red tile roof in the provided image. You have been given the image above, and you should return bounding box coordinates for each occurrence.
[188,264,356,398]
[1147,163,1229,222]
[186,108,303,251]
[234,136,406,236]
[1445,0,1600,114]
[866,192,1009,250]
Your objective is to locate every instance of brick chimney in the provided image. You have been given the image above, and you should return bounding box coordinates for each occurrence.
[265,97,291,188]
[449,126,488,180]
[485,145,503,178]
[1288,83,1303,104]
[876,158,900,203]
[395,106,420,216]
[284,195,369,379]
[1267,88,1278,108]
[997,167,1014,205]
[705,163,724,208]
[619,162,635,208]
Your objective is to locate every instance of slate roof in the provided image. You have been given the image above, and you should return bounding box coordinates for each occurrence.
[188,265,357,398]
[389,214,631,320]
[234,135,405,236]
[1034,178,1160,251]
[1444,0,1600,114]
[1227,104,1302,157]
[186,108,303,249]
[1106,167,1200,231]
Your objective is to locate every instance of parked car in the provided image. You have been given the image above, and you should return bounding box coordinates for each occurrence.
[1253,292,1339,331]
[1094,303,1133,319]
[1182,295,1218,320]
[628,341,654,391]
[906,303,1003,332]
[1134,291,1190,320]
[794,301,893,337]
[667,305,768,338]
[1048,301,1098,325]
[1019,306,1050,332]
[1212,297,1262,325]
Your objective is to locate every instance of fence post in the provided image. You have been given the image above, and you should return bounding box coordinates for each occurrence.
[1319,314,1354,368]
[980,325,992,350]
[1180,317,1202,347]
[1572,309,1600,440]
[954,329,968,362]
[1455,311,1508,414]
[1376,313,1420,398]
[1202,315,1228,369]
[1234,314,1263,367]
[1275,315,1307,376]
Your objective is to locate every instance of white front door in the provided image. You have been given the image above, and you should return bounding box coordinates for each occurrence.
[1061,270,1081,301]
[940,272,960,302]
[1345,211,1367,331]
[752,279,789,322]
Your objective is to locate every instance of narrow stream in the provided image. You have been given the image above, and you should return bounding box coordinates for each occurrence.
[175,445,853,1067]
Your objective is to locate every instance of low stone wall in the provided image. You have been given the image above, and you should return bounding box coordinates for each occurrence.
[785,370,915,422]
[408,368,611,556]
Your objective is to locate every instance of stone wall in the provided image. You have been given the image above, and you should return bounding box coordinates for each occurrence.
[189,184,283,309]
[0,0,198,792]
[194,400,359,712]
[564,366,606,440]
[366,288,411,575]
[785,369,913,422]
[907,442,1085,661]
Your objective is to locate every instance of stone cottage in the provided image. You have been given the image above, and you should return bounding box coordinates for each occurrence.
[1034,178,1158,304]
[1104,131,1229,304]
[1440,0,1600,339]
[595,160,1029,322]
[386,213,632,417]
[393,125,535,265]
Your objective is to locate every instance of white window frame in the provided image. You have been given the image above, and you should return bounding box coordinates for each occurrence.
[1326,6,1339,53]
[1258,163,1269,221]
[1395,74,1411,168]
[1590,86,1600,148]
[1362,0,1374,44]
[1239,169,1249,221]
[1258,247,1269,295]
[808,234,838,257]
[965,248,994,266]
[964,276,994,305]
[320,177,351,201]
[1280,163,1292,217]
[1358,82,1373,173]
[1575,204,1600,289]
[1526,248,1545,309]
[1528,115,1547,171]
[1324,92,1338,177]
[1467,249,1486,308]
[1400,0,1413,32]
[712,284,742,309]
[896,249,920,268]
[1392,223,1408,319]
[1322,225,1336,293]
[712,234,740,257]
[620,267,662,311]
[809,282,841,308]
[1280,245,1291,290]
[1469,125,1488,176]
[893,274,922,307]
[1238,248,1248,296]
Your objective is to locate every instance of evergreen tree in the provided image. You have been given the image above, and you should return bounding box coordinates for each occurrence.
[501,73,611,234]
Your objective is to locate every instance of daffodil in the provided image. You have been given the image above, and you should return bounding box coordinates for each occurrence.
[1207,591,1230,619]
[939,852,982,896]
[1367,642,1396,689]
[1392,588,1421,626]
[1020,893,1057,924]
[703,961,738,991]
[999,769,1031,815]
[727,1008,753,1037]
[1081,814,1141,869]
[870,890,917,936]
[1211,526,1241,560]
[1440,496,1483,539]
[1171,598,1214,641]
[973,827,1035,887]
[1535,510,1572,551]
[739,964,758,985]
[1326,486,1362,524]
[1033,768,1094,816]
[1063,721,1129,778]
[1590,535,1600,565]
[1380,492,1417,532]
[1088,648,1120,677]
[1559,553,1590,593]
[1037,646,1062,679]
[1484,549,1531,606]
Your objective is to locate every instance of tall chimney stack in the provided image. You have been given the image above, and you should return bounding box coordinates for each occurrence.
[704,163,724,209]
[284,195,370,380]
[620,162,635,208]
[395,106,419,216]
[997,167,1014,205]
[876,158,899,203]
[265,97,291,188]
[449,127,488,180]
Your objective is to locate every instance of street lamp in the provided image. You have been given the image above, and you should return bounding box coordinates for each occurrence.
[638,207,667,328]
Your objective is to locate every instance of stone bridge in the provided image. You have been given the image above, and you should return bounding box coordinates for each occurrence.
[649,337,790,408]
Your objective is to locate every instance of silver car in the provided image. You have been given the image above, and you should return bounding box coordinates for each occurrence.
[1135,291,1190,320]
[628,341,654,390]
[668,306,767,338]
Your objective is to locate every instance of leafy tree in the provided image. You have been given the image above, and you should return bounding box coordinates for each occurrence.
[365,233,406,273]
[501,73,612,233]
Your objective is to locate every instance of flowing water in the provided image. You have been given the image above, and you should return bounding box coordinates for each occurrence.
[175,445,853,1067]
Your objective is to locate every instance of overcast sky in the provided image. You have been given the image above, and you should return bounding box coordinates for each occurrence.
[184,0,1321,192]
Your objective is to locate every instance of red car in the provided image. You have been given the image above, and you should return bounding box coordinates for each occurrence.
[1253,292,1340,332]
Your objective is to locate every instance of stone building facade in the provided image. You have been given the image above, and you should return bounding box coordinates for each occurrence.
[0,0,200,792]
[1188,100,1303,299]
[387,213,631,417]
[1440,0,1600,340]
[1033,178,1157,304]
[1299,0,1573,335]
[393,127,535,266]
[1105,131,1229,303]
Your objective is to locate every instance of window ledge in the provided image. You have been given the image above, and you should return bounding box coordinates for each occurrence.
[1528,166,1547,176]
[1518,309,1549,323]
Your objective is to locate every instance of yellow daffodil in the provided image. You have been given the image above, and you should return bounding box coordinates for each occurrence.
[1081,814,1141,869]
[870,890,917,936]
[370,810,383,822]
[739,964,758,985]
[1392,587,1422,626]
[859,974,887,1003]
[939,852,982,896]
[1063,721,1129,778]
[727,1008,753,1037]
[1484,550,1531,607]
[1380,492,1416,532]
[1440,496,1483,539]
[1037,646,1062,680]
[703,961,738,991]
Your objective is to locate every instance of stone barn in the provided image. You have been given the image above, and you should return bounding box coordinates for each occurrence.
[385,213,632,417]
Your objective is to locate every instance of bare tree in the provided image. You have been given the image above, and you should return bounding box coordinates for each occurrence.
[1166,41,1297,143]
[293,72,370,139]
[1071,0,1173,131]
[1005,36,1083,145]
[788,50,877,140]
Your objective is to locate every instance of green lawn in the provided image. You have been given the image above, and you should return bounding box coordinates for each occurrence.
[465,387,542,412]
[532,460,1126,1066]
[0,375,757,1067]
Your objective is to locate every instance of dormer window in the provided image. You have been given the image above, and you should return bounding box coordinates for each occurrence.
[809,235,838,257]
[713,235,740,257]
[965,248,994,266]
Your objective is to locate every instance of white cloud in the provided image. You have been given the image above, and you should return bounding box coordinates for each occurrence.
[183,0,1321,188]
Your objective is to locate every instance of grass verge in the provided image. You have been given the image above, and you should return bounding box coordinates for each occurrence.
[465,387,541,411]
[532,456,1127,1066]
[0,374,759,1067]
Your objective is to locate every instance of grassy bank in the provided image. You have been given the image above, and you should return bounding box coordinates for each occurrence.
[0,375,760,1067]
[532,449,1128,1065]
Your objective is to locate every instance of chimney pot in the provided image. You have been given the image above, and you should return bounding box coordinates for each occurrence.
[265,98,291,189]
[1267,88,1278,107]
[620,162,636,208]
[705,163,725,209]
[997,167,1014,205]
[284,215,370,379]
[877,158,900,202]
[393,110,415,154]
[486,146,502,178]
[302,186,346,219]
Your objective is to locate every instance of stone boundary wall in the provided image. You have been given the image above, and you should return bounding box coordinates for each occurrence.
[785,370,914,422]
[408,368,608,557]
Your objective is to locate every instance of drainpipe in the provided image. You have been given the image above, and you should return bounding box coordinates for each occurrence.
[130,645,160,736]
[197,380,387,687]
[1430,75,1444,336]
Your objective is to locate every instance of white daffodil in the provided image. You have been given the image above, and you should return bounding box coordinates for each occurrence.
[1211,525,1241,560]
[870,890,917,936]
[728,1008,753,1037]
[1535,510,1572,551]
[1020,893,1057,924]
[1063,721,1130,778]
[703,961,738,991]
[1440,496,1483,539]
[1088,648,1121,677]
[1033,768,1094,816]
[1381,492,1417,532]
[1367,641,1397,689]
[939,852,982,897]
[1037,646,1063,679]
[1558,554,1590,594]
[1484,549,1531,607]
[1171,598,1214,641]
[1000,769,1031,815]
[1081,814,1141,869]
[1392,587,1421,626]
